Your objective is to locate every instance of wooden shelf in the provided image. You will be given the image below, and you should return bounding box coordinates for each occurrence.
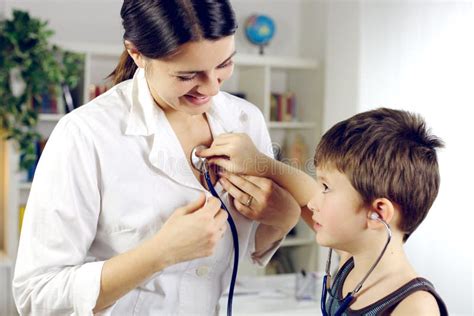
[38,114,64,122]
[235,54,319,69]
[0,251,12,267]
[281,237,314,247]
[267,121,317,129]
[19,182,32,191]
[55,41,319,70]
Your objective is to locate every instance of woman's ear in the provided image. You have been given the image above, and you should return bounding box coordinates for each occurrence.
[125,40,146,68]
[367,198,395,229]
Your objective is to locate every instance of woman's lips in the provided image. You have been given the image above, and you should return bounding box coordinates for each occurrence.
[184,94,211,106]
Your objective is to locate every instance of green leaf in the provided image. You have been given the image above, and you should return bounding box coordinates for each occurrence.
[0,9,84,170]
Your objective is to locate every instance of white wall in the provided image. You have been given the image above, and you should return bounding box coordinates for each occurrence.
[325,1,473,314]
[4,0,123,45]
[323,0,360,130]
[4,0,321,58]
[359,3,473,314]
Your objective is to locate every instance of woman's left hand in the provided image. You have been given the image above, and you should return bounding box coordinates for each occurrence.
[218,170,300,233]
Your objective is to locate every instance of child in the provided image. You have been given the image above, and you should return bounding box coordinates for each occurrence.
[199,107,448,315]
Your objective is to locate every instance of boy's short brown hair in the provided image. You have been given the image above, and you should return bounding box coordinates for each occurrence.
[315,108,443,241]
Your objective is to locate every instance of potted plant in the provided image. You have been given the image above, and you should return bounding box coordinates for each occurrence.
[0,9,84,170]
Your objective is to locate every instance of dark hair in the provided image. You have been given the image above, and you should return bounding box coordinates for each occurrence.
[314,108,444,241]
[110,0,238,84]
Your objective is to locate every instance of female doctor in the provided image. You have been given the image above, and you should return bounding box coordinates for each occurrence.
[12,0,300,315]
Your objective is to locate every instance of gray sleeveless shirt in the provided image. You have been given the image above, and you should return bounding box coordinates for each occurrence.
[324,258,448,315]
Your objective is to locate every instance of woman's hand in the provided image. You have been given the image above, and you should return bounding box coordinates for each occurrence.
[196,133,271,176]
[218,170,300,234]
[153,194,228,267]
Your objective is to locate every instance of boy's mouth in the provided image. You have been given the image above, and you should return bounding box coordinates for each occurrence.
[312,219,322,230]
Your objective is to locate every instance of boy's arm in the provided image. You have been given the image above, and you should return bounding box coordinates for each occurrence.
[391,291,441,316]
[261,157,318,207]
[199,133,318,207]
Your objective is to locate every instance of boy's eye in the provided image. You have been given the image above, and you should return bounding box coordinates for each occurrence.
[322,183,330,193]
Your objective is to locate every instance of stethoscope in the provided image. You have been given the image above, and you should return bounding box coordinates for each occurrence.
[321,213,392,316]
[191,145,239,316]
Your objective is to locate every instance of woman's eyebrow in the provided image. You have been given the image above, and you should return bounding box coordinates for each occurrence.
[175,51,237,75]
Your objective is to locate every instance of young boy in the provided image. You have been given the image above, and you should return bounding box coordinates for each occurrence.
[200,107,448,315]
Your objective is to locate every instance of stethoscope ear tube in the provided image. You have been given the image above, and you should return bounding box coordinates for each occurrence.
[321,219,392,315]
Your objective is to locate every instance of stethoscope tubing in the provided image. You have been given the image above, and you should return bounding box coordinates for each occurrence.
[204,169,239,316]
[321,218,392,315]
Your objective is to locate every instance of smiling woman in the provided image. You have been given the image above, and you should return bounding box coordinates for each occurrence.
[11,1,301,315]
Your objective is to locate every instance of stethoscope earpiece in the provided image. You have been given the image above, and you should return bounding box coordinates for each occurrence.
[370,212,381,220]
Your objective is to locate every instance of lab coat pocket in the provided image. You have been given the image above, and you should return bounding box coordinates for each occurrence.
[105,214,162,253]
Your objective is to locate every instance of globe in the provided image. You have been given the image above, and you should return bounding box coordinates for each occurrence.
[244,14,276,54]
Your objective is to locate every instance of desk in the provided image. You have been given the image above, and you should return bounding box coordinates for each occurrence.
[218,273,323,315]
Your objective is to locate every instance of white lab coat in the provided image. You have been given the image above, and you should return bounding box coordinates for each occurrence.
[12,69,281,315]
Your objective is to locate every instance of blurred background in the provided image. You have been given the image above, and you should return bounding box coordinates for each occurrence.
[1,0,472,315]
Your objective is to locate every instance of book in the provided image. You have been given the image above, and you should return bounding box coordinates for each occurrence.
[19,204,26,234]
[22,138,48,182]
[62,84,75,113]
[270,92,297,122]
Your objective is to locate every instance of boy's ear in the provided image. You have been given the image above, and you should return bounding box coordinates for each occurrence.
[367,198,395,229]
[125,40,146,69]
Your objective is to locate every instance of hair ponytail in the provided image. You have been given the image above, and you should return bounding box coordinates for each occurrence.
[109,50,138,85]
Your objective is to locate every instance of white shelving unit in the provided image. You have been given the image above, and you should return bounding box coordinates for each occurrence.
[1,42,322,280]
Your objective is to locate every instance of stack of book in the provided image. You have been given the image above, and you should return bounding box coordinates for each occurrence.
[88,83,113,101]
[270,92,297,122]
[21,138,48,183]
[33,85,79,114]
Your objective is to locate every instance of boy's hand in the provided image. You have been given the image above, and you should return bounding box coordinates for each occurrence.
[196,133,271,176]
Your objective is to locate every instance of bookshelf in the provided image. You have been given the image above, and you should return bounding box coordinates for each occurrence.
[1,42,322,281]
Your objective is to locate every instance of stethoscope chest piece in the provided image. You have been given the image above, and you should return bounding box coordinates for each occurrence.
[191,145,209,174]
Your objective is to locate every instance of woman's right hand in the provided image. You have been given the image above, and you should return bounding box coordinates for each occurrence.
[152,194,228,268]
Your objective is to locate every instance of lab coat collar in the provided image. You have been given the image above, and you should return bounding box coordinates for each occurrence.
[124,68,243,190]
[125,68,161,136]
[125,68,242,137]
[205,92,242,135]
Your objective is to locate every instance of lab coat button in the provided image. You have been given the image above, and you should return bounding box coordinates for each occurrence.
[196,265,209,277]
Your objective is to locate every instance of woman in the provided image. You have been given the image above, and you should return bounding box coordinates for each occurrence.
[12,1,300,315]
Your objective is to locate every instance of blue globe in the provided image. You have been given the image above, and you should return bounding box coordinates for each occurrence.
[244,14,276,47]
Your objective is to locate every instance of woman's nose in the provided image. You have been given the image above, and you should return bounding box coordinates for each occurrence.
[197,72,221,96]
